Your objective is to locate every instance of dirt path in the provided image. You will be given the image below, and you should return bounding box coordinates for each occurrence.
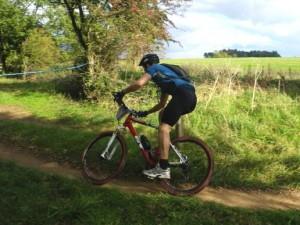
[0,105,32,120]
[0,143,299,210]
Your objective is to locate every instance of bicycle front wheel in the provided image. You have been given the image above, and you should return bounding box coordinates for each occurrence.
[161,136,213,196]
[82,131,127,185]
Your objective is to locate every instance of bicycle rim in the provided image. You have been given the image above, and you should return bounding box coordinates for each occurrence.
[161,136,213,196]
[82,131,127,185]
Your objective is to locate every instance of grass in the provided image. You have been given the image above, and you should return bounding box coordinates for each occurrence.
[0,76,299,190]
[163,57,300,75]
[1,160,299,225]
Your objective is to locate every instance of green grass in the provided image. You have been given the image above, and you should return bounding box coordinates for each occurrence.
[163,57,300,74]
[1,161,299,225]
[190,86,300,188]
[0,77,299,190]
[0,78,115,130]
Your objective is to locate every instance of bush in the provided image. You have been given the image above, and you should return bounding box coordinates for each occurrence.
[54,74,86,100]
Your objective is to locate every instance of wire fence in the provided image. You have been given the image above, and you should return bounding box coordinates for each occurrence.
[0,63,88,77]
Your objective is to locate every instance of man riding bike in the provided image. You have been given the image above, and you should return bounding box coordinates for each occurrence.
[116,54,197,179]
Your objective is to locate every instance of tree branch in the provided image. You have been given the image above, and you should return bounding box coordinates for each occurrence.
[77,0,85,27]
[63,0,87,51]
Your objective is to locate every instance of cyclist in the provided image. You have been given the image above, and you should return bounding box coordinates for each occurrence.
[116,54,197,179]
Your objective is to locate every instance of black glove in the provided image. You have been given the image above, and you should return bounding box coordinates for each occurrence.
[114,91,125,101]
[136,111,149,118]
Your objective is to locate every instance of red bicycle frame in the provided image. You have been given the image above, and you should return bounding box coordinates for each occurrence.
[123,114,158,167]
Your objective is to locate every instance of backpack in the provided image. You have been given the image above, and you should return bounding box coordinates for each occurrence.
[160,63,191,83]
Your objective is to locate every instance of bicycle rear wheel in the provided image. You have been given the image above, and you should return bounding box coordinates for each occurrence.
[161,136,213,196]
[82,131,127,185]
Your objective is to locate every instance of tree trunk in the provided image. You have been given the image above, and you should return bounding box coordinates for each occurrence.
[1,54,7,73]
[87,52,95,77]
[63,0,87,51]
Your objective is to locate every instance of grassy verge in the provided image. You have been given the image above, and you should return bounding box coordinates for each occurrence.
[1,161,299,225]
[0,78,299,190]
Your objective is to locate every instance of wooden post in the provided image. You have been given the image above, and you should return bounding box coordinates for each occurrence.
[251,66,261,111]
[288,67,292,78]
[267,64,271,78]
[175,117,184,137]
[281,75,286,93]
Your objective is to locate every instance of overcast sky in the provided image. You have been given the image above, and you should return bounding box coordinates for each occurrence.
[165,0,300,58]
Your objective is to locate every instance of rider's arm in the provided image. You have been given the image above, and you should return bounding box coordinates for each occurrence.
[147,93,169,114]
[121,73,151,94]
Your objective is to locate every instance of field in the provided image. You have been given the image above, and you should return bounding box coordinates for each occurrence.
[0,57,300,224]
[164,57,300,75]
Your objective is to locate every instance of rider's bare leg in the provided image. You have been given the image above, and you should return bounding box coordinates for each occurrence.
[142,116,171,178]
[159,123,171,161]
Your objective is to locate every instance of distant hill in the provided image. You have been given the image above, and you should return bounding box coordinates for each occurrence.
[204,49,281,58]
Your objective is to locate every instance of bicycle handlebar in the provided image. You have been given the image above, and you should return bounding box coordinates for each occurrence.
[112,92,139,117]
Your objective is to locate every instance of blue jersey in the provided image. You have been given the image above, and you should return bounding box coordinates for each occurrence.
[146,64,194,95]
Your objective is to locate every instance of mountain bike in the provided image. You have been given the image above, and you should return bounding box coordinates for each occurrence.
[82,93,213,196]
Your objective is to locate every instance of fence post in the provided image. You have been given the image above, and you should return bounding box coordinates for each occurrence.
[288,67,292,78]
[175,117,184,137]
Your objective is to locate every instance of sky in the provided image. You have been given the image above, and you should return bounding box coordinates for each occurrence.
[165,0,300,58]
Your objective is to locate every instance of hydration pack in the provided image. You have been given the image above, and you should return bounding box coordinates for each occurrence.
[160,63,191,83]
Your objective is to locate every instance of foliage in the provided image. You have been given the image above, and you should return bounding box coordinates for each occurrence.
[22,28,62,72]
[204,49,281,58]
[54,74,86,100]
[47,0,191,99]
[0,0,36,72]
[42,4,84,62]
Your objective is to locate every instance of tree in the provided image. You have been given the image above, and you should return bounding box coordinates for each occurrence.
[204,49,281,58]
[22,28,62,72]
[43,4,83,62]
[50,0,191,71]
[0,0,36,72]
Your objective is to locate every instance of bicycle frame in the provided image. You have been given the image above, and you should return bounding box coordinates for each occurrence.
[103,94,187,168]
[123,114,158,167]
[118,114,187,167]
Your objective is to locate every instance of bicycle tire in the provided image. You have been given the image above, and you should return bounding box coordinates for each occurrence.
[160,136,213,196]
[82,131,127,185]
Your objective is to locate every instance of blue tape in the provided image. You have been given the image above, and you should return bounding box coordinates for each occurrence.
[0,63,88,77]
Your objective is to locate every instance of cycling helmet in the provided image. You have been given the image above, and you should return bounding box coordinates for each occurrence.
[139,54,160,67]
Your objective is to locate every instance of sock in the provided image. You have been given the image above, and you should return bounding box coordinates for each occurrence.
[159,159,169,170]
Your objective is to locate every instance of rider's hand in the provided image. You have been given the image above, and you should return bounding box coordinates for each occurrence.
[114,91,125,101]
[136,111,149,118]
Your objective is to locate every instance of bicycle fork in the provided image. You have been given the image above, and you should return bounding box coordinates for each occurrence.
[169,143,188,166]
[100,130,120,160]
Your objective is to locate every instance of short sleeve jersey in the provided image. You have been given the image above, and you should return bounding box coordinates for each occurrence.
[146,64,193,95]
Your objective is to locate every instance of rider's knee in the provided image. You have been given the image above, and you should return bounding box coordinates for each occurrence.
[159,123,171,133]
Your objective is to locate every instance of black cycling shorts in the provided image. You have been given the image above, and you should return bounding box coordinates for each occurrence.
[161,86,197,127]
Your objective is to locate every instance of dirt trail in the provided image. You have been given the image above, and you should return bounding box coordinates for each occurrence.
[0,105,32,120]
[0,143,299,210]
[1,105,300,210]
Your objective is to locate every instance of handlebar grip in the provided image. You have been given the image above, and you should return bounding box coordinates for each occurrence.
[112,92,124,106]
